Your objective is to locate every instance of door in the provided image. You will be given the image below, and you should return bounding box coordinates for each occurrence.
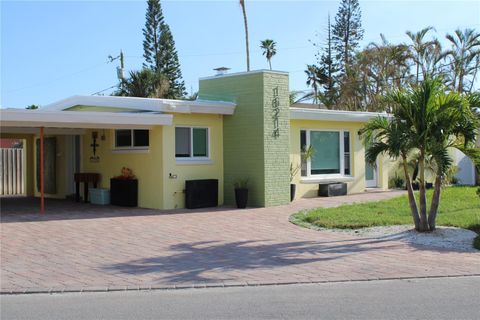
[365,138,378,188]
[365,160,377,188]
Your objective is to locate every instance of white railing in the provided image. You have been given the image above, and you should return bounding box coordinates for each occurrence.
[0,148,25,196]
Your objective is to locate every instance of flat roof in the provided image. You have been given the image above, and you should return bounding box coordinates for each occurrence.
[290,107,390,122]
[42,95,236,115]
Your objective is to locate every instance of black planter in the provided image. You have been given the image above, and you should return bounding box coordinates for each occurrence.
[410,182,433,191]
[290,184,296,202]
[110,178,138,207]
[235,188,248,209]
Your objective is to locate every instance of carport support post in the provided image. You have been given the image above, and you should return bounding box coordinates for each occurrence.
[40,127,45,214]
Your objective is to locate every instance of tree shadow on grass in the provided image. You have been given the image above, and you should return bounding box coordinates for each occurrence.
[102,238,402,283]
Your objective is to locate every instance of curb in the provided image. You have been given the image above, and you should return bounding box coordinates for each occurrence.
[2,274,480,295]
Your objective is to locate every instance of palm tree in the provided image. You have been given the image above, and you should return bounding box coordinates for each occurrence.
[406,27,441,82]
[444,28,480,93]
[305,64,322,104]
[362,78,478,232]
[260,39,277,70]
[239,0,250,71]
[115,69,169,98]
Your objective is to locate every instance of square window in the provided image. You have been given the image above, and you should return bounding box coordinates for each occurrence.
[115,130,132,148]
[310,131,340,175]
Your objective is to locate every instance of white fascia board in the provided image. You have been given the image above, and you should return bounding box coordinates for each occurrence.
[199,69,289,81]
[0,127,86,135]
[42,95,236,115]
[0,109,173,129]
[290,108,390,123]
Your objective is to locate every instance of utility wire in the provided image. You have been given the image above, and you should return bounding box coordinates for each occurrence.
[91,84,118,96]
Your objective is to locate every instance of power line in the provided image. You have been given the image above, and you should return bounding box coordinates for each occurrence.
[6,60,113,94]
[91,84,118,96]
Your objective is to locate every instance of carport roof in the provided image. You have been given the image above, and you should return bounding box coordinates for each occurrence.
[0,108,173,129]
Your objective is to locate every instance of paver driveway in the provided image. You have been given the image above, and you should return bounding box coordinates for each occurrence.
[1,191,479,293]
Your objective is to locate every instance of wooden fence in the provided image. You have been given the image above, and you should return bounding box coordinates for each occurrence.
[0,148,25,196]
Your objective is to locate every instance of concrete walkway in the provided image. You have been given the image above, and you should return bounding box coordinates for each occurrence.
[1,190,479,294]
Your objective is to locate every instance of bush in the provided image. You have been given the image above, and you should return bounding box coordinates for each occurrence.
[390,174,405,189]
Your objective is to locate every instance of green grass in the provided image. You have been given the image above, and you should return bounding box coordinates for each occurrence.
[291,186,480,233]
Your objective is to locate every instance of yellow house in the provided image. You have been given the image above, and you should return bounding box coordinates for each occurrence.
[0,70,390,210]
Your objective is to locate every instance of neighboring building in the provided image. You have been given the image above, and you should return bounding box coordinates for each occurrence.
[0,70,390,209]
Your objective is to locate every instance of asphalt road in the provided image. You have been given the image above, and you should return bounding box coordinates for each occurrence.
[2,276,480,320]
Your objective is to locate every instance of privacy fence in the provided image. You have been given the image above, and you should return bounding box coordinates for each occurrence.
[0,148,25,196]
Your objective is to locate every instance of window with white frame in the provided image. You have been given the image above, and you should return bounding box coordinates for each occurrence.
[114,129,149,149]
[300,129,351,177]
[175,127,209,158]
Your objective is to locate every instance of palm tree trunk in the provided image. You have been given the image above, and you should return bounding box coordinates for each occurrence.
[402,156,421,230]
[428,174,442,231]
[418,154,429,231]
[268,59,272,70]
[239,0,250,71]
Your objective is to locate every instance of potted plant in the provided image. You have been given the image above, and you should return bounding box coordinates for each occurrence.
[233,178,249,209]
[110,167,138,207]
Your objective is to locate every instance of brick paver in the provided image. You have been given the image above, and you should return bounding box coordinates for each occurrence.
[1,191,479,293]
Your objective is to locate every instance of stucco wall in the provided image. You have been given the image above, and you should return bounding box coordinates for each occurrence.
[81,113,223,210]
[161,113,224,210]
[290,119,389,199]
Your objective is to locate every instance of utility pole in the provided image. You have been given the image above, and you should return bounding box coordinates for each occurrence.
[108,50,125,89]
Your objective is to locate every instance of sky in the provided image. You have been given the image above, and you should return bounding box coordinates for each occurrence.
[1,0,479,108]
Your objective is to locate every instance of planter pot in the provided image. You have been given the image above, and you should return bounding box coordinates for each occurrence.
[290,184,296,202]
[235,188,248,209]
[110,178,138,207]
[410,182,433,191]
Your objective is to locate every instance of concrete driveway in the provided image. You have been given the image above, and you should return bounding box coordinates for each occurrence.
[1,191,479,294]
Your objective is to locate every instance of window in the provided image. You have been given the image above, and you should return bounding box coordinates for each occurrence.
[300,129,351,177]
[114,129,149,149]
[175,127,209,158]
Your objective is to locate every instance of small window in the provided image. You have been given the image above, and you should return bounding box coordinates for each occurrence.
[175,127,209,158]
[115,129,149,148]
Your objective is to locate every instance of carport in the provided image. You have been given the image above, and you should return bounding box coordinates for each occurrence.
[0,108,173,213]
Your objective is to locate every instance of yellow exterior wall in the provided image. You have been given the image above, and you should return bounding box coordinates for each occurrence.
[80,113,223,210]
[82,127,164,209]
[290,119,389,199]
[161,113,224,210]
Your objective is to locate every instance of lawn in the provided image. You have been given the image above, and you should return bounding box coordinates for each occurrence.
[291,186,480,233]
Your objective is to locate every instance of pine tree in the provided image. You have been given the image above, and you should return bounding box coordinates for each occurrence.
[142,0,186,98]
[318,15,339,108]
[332,0,364,74]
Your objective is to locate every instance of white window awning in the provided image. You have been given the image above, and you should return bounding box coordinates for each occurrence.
[0,109,173,130]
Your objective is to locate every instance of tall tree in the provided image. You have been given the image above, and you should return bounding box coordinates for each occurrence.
[444,28,480,93]
[406,27,441,83]
[332,0,364,74]
[239,0,250,71]
[142,0,186,98]
[260,39,277,70]
[318,15,339,109]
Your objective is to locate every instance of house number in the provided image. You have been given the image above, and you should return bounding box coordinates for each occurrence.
[272,87,280,138]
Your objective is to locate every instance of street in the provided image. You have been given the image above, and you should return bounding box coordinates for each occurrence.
[2,276,479,319]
